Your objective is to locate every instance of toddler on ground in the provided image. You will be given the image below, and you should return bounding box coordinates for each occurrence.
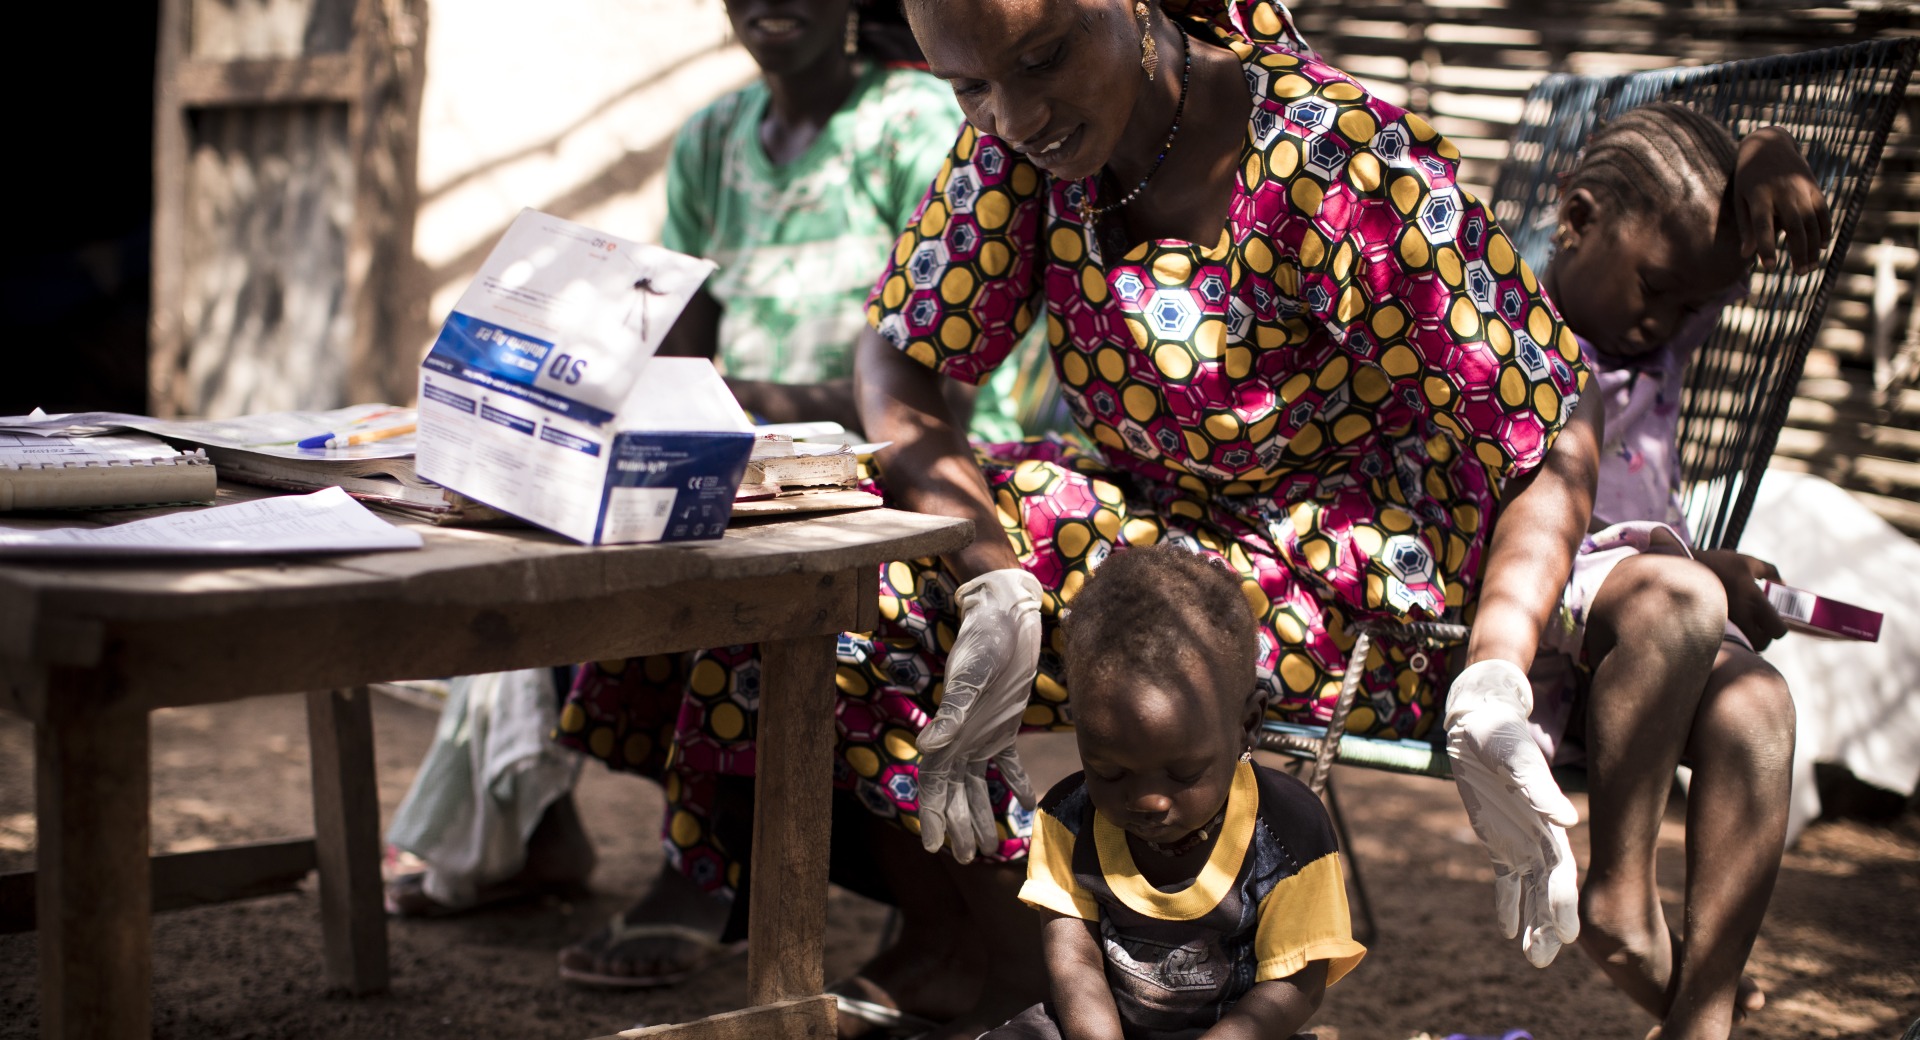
[988,544,1365,1040]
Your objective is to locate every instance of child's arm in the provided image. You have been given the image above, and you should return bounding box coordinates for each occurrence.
[1199,961,1328,1040]
[1042,914,1126,1040]
[1735,126,1833,275]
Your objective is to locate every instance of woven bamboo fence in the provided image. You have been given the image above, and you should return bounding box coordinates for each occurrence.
[1292,0,1920,535]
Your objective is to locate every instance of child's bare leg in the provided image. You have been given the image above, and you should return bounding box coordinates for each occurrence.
[1659,645,1793,1040]
[1578,555,1727,1018]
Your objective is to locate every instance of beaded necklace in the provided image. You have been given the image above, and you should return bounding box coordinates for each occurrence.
[1139,801,1227,858]
[1077,22,1192,223]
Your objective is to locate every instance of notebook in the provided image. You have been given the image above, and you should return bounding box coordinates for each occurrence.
[0,432,217,510]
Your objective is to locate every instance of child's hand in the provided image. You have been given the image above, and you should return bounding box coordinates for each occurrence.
[1697,549,1790,651]
[1734,127,1832,275]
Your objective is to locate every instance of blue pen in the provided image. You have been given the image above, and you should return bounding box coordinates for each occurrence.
[294,430,340,449]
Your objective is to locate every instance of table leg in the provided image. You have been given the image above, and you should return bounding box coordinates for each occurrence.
[747,635,840,1007]
[36,680,151,1039]
[306,687,389,994]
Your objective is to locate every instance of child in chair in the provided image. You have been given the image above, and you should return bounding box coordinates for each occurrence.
[1462,101,1829,1040]
[987,544,1365,1040]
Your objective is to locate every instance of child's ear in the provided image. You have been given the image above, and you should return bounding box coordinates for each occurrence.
[1559,186,1604,249]
[1240,688,1267,750]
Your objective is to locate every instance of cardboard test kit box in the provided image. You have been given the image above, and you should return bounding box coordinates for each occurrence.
[416,209,754,544]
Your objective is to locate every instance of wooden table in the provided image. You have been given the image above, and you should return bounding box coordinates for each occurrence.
[0,489,971,1039]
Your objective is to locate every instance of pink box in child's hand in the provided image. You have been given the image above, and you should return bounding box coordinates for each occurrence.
[1760,580,1883,642]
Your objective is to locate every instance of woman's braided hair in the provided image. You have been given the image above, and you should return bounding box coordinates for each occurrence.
[1063,543,1259,708]
[1566,102,1740,229]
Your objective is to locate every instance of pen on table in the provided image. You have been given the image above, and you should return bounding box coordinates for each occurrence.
[295,423,417,450]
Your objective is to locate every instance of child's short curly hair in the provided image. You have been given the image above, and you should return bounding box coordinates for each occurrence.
[1063,544,1260,711]
[1567,101,1740,230]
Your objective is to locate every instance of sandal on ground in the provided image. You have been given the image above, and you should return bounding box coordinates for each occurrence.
[384,870,587,919]
[827,979,940,1040]
[557,914,745,988]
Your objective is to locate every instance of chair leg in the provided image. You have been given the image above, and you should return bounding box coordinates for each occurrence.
[1324,775,1377,947]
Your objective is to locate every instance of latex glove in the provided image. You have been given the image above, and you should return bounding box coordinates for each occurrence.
[916,568,1045,863]
[1445,659,1581,967]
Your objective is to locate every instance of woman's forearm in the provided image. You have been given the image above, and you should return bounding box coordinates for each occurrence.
[854,327,1017,581]
[1465,400,1601,670]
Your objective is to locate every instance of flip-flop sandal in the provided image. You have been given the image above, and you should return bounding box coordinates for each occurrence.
[826,979,939,1040]
[384,870,585,919]
[557,915,745,988]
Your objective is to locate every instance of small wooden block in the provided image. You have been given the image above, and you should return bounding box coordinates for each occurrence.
[600,995,836,1040]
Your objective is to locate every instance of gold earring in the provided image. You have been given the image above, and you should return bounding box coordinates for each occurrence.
[1137,1,1159,81]
[845,8,860,56]
[1239,749,1253,762]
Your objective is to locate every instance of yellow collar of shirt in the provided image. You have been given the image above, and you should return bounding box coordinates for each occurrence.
[1091,758,1258,921]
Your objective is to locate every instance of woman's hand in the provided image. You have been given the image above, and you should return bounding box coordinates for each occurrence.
[916,568,1044,862]
[855,327,1036,862]
[1445,660,1581,968]
[1696,548,1789,651]
[1734,127,1833,275]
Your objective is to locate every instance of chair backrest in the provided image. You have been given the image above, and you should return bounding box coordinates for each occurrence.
[1489,39,1919,550]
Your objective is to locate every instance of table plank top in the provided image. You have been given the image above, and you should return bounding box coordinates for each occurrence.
[0,487,971,692]
[0,486,970,616]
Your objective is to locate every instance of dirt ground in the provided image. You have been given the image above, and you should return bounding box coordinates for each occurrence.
[1,691,1914,1040]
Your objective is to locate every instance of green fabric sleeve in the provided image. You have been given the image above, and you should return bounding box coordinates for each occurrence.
[663,100,726,259]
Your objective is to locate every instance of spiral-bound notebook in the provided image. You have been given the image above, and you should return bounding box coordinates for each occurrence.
[0,432,217,510]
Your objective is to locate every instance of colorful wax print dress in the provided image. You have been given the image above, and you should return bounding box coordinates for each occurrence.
[987,760,1365,1040]
[557,0,1585,886]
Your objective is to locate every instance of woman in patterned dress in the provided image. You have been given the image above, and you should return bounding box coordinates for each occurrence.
[562,0,1602,1032]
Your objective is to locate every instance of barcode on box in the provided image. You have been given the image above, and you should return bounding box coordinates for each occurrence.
[1766,583,1814,623]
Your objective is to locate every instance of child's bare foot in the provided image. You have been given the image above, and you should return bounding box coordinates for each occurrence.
[1577,894,1676,1020]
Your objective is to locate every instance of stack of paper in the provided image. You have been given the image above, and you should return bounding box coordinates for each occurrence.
[0,406,504,525]
[732,423,882,516]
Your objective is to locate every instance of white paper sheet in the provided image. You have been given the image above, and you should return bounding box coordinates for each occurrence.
[0,487,424,557]
[0,405,418,460]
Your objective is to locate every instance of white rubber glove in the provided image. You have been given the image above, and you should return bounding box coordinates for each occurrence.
[1445,659,1581,967]
[916,568,1045,863]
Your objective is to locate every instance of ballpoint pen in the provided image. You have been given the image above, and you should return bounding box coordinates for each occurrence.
[295,423,417,450]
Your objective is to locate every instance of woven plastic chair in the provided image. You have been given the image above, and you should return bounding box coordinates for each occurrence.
[1259,37,1920,943]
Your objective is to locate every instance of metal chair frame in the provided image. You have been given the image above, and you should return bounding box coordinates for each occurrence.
[1258,38,1920,945]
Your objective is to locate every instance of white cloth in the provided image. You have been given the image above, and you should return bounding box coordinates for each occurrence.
[384,668,583,907]
[1738,470,1920,844]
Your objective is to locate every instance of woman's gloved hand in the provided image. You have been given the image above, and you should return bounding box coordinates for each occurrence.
[1445,659,1581,967]
[916,568,1045,863]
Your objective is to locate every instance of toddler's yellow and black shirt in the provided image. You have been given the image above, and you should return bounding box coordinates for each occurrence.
[1018,760,1365,1039]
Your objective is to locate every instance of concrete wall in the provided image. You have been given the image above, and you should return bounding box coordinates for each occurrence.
[411,0,757,352]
